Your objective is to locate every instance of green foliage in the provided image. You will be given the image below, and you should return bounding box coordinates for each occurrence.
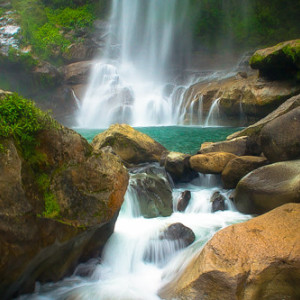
[37,173,61,218]
[46,5,95,29]
[31,23,70,59]
[191,0,300,52]
[11,0,97,61]
[0,93,58,156]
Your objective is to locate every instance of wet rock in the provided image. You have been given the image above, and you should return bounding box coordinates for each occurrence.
[177,191,191,212]
[250,39,300,80]
[129,164,173,218]
[182,72,300,125]
[210,191,225,212]
[221,156,268,189]
[63,60,93,84]
[160,223,195,248]
[159,203,300,300]
[163,152,198,183]
[260,107,300,162]
[190,152,237,174]
[92,124,167,165]
[234,160,300,214]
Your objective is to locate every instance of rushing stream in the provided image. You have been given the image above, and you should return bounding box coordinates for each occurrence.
[20,127,251,300]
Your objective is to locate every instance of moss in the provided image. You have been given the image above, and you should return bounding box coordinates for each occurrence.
[249,53,265,68]
[36,173,61,219]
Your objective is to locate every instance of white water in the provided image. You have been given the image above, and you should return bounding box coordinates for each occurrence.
[21,169,251,300]
[76,0,194,128]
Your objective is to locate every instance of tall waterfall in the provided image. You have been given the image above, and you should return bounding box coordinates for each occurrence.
[76,0,193,128]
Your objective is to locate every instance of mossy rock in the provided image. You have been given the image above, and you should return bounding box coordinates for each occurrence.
[249,39,300,80]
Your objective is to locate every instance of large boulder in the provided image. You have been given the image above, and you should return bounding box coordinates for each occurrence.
[0,126,129,298]
[250,39,300,80]
[260,107,300,162]
[221,156,268,189]
[190,152,237,174]
[129,165,173,218]
[228,93,300,140]
[234,160,300,214]
[160,203,300,300]
[92,124,167,165]
[162,151,197,183]
[199,136,261,156]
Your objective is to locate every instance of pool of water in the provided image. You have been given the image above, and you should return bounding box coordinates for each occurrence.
[75,126,241,154]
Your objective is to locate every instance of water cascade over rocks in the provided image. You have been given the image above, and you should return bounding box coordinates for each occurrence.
[77,0,194,128]
[20,166,251,299]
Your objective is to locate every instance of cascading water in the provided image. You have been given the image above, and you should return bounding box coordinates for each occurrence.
[20,165,251,300]
[77,0,193,128]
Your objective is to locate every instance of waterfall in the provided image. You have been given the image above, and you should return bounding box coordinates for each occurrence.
[77,0,193,128]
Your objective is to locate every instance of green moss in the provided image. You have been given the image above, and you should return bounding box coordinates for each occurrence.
[0,93,58,157]
[249,53,265,67]
[282,43,300,64]
[36,173,61,218]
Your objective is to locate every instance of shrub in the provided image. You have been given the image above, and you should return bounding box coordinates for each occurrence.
[0,93,58,156]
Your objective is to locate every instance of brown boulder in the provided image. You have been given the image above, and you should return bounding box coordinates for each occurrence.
[210,191,226,212]
[163,151,197,183]
[222,156,268,189]
[199,136,260,156]
[92,124,167,165]
[260,107,300,162]
[160,203,300,300]
[177,191,191,212]
[190,152,237,174]
[234,160,300,214]
[0,126,129,298]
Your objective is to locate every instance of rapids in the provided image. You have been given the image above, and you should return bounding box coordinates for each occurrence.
[19,167,251,300]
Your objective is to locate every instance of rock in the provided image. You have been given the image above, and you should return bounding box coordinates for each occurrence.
[210,191,225,212]
[143,223,195,265]
[0,89,12,99]
[181,73,300,125]
[221,156,268,189]
[63,61,93,84]
[129,166,173,218]
[0,125,129,298]
[92,124,167,165]
[260,107,300,162]
[199,136,257,156]
[190,152,237,174]
[177,191,191,212]
[250,39,300,80]
[228,93,300,140]
[33,61,62,87]
[163,151,198,183]
[62,41,98,63]
[160,203,300,300]
[234,160,300,214]
[160,223,195,248]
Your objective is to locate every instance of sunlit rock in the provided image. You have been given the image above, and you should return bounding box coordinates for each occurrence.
[92,124,167,165]
[190,152,237,174]
[159,203,300,300]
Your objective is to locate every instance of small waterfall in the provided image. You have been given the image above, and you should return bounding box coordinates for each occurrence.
[205,98,221,126]
[22,170,251,300]
[77,0,193,128]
